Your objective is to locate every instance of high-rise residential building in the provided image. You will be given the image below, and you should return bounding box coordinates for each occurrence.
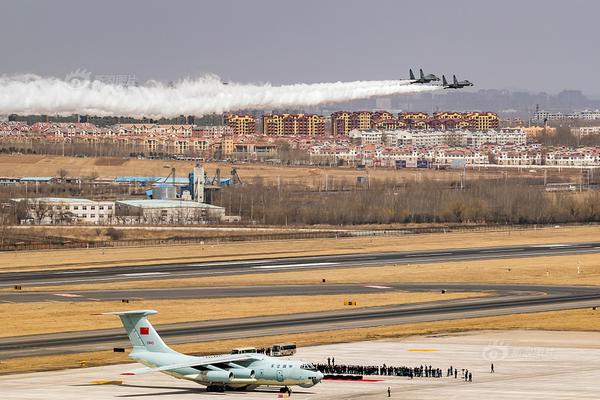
[224,114,256,135]
[263,114,325,135]
[464,112,499,130]
[331,111,352,135]
[350,111,373,131]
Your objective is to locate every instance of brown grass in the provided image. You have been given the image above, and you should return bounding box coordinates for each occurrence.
[2,308,599,375]
[2,225,599,273]
[0,292,482,338]
[0,154,502,184]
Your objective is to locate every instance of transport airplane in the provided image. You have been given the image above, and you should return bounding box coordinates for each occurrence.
[104,310,323,393]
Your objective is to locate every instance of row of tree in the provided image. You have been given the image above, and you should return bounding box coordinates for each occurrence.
[214,178,600,225]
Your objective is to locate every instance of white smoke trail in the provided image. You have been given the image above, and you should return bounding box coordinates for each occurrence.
[0,74,440,118]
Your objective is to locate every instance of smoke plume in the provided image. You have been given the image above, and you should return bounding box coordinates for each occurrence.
[0,74,440,118]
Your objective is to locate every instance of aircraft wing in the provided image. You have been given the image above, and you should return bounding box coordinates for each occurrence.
[121,354,262,376]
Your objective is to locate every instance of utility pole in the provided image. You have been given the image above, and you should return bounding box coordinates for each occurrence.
[543,169,547,186]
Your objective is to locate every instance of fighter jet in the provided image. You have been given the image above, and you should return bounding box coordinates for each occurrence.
[442,75,474,89]
[410,68,440,84]
[104,310,323,394]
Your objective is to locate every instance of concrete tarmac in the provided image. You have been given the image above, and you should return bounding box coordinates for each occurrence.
[1,330,598,399]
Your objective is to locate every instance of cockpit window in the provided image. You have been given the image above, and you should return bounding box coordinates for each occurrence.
[300,363,317,371]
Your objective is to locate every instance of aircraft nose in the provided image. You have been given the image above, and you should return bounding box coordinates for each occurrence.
[317,371,324,380]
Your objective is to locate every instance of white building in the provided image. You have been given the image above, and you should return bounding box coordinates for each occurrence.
[466,129,527,146]
[572,126,600,137]
[349,129,382,145]
[10,197,115,225]
[114,199,225,224]
[576,110,600,120]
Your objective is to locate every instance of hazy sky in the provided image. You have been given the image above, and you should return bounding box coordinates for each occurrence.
[1,0,599,94]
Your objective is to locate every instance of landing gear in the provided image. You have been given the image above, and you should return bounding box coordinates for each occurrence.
[279,386,292,395]
[206,385,225,392]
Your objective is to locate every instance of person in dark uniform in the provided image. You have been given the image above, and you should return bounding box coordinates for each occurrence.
[469,372,472,382]
[491,363,494,373]
[387,387,391,397]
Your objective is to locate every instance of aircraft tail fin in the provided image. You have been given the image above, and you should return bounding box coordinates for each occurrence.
[442,75,448,86]
[103,310,176,354]
[419,69,425,79]
[453,75,458,85]
[409,69,415,80]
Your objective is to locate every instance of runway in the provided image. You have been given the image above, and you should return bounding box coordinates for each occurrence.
[1,283,599,358]
[2,242,600,287]
[0,282,594,303]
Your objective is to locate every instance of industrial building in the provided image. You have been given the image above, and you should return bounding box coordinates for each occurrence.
[9,165,229,225]
[114,199,225,224]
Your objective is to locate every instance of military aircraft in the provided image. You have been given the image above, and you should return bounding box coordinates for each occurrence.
[409,68,440,84]
[442,75,474,89]
[104,310,323,394]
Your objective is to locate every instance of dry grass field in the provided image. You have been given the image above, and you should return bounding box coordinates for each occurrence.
[0,154,574,185]
[1,225,598,273]
[1,308,599,374]
[0,292,482,337]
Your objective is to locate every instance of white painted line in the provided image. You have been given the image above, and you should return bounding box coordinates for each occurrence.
[188,260,278,267]
[118,272,171,277]
[252,262,338,270]
[480,249,523,253]
[53,293,83,298]
[54,270,98,274]
[364,285,393,289]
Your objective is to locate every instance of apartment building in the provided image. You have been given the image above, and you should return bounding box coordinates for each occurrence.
[224,114,256,135]
[115,124,193,136]
[262,114,325,135]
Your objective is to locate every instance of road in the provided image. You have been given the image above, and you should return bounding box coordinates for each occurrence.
[1,283,599,358]
[2,242,600,287]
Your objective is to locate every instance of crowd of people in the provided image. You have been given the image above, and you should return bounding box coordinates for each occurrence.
[316,358,444,379]
[316,357,480,381]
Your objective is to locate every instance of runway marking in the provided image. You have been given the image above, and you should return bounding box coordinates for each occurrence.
[53,293,82,298]
[364,285,393,289]
[406,252,452,257]
[54,270,98,274]
[188,260,276,267]
[252,262,338,269]
[407,348,439,352]
[480,249,523,253]
[118,272,171,277]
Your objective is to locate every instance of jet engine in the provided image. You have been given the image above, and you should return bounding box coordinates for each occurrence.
[230,368,255,379]
[204,370,234,383]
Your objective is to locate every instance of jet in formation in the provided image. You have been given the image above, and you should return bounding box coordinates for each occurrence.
[104,310,323,394]
[442,74,474,89]
[409,68,440,84]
